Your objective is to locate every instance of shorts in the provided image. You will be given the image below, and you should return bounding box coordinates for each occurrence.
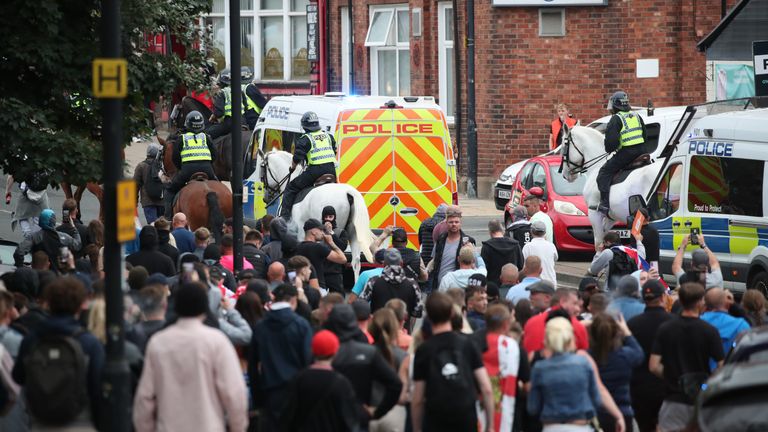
[658,401,694,432]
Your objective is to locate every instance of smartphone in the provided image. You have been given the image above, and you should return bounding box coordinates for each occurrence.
[182,263,194,282]
[690,227,700,245]
[59,247,70,264]
[288,271,297,284]
[62,209,70,223]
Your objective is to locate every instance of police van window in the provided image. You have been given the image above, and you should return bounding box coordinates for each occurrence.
[264,129,301,153]
[649,163,682,220]
[687,156,763,217]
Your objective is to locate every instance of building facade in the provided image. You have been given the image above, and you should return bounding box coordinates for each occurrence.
[208,0,737,196]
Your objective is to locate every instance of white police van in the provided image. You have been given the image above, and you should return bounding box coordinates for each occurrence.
[636,105,768,294]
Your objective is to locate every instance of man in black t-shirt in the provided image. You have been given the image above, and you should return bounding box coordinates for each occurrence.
[650,282,724,432]
[411,292,495,432]
[294,218,347,291]
[391,228,426,282]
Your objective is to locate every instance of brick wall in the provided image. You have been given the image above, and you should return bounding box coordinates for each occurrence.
[325,0,725,194]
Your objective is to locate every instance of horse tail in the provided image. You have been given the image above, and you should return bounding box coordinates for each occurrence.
[207,191,225,243]
[346,189,374,281]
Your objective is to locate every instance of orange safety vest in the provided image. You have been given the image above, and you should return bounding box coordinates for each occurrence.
[550,117,577,150]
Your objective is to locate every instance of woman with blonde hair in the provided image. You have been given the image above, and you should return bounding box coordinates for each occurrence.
[528,317,601,432]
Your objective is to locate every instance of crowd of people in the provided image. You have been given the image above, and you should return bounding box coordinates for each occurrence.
[0,191,764,432]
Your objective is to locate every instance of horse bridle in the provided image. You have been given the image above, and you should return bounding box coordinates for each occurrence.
[559,128,610,176]
[259,150,293,207]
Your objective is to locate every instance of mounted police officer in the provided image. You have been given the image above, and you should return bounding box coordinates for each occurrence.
[241,67,267,130]
[206,69,245,139]
[279,111,337,221]
[596,91,646,216]
[164,111,217,218]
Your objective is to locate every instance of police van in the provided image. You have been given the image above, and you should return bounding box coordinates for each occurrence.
[635,105,768,294]
[243,94,458,248]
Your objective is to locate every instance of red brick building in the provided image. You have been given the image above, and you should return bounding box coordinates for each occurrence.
[324,0,737,195]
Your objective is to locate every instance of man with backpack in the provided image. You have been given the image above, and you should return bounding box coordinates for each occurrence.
[133,144,166,224]
[411,292,495,432]
[589,230,645,291]
[360,248,421,318]
[14,209,82,273]
[12,276,105,429]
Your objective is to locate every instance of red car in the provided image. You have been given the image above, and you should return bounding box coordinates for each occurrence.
[504,155,630,252]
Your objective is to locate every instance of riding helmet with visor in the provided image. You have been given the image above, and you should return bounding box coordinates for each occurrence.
[217,69,231,87]
[241,66,254,83]
[301,111,321,132]
[185,111,205,133]
[607,91,630,112]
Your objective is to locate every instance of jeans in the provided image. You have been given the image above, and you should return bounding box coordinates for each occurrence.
[596,145,646,206]
[142,205,165,224]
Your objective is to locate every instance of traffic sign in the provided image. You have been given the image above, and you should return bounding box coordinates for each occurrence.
[754,41,768,97]
[116,180,136,243]
[92,58,128,98]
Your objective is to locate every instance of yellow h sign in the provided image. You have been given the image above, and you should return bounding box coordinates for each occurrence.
[92,58,128,98]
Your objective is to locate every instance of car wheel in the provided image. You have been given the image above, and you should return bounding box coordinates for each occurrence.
[750,271,768,298]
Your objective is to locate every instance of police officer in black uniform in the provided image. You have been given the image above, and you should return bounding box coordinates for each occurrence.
[279,111,337,220]
[206,69,245,139]
[241,67,267,130]
[164,111,218,218]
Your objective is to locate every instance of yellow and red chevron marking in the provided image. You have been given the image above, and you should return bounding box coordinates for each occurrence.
[688,156,727,207]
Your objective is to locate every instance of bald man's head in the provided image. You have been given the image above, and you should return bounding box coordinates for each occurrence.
[173,213,188,228]
[704,287,727,311]
[500,264,519,285]
[267,261,285,282]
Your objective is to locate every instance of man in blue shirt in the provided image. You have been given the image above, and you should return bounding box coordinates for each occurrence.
[171,212,196,254]
[701,287,750,363]
[505,255,543,306]
[348,249,386,302]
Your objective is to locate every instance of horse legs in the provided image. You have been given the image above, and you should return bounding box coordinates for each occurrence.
[84,182,105,221]
[60,182,74,200]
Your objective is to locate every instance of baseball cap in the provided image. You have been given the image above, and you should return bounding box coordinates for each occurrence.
[578,277,600,292]
[146,273,169,287]
[512,205,528,222]
[303,218,323,232]
[467,273,487,288]
[526,280,555,295]
[382,248,402,266]
[351,300,371,321]
[374,249,387,264]
[691,249,709,271]
[312,330,340,358]
[642,279,665,301]
[391,228,408,243]
[531,220,547,234]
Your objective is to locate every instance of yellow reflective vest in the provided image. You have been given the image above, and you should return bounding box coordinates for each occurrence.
[180,132,212,163]
[306,131,335,165]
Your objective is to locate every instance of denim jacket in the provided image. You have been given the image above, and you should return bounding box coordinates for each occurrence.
[528,352,601,423]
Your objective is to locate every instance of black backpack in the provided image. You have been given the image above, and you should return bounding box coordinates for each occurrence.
[608,247,638,290]
[426,344,477,414]
[24,328,89,426]
[144,156,164,201]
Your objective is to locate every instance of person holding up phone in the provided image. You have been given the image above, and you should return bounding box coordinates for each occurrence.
[14,209,81,273]
[671,232,723,289]
[55,199,90,257]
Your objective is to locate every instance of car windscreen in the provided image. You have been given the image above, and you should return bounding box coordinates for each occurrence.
[549,166,587,196]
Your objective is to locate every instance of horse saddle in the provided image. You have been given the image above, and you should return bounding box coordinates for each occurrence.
[190,172,210,182]
[295,174,338,205]
[611,154,652,185]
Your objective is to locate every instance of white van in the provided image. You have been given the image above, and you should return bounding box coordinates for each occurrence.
[637,107,768,294]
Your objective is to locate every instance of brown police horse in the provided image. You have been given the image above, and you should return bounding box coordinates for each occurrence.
[173,173,232,243]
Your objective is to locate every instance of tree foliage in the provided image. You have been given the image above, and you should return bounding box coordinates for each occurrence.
[0,0,213,186]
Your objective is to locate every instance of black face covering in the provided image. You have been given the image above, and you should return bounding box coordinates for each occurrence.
[322,206,337,229]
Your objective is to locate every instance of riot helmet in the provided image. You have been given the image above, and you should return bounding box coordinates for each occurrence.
[241,66,254,83]
[185,111,205,133]
[607,91,630,112]
[301,111,321,132]
[217,68,231,87]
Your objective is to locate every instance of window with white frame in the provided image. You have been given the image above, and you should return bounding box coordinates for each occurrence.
[366,5,410,96]
[438,3,455,120]
[205,0,310,81]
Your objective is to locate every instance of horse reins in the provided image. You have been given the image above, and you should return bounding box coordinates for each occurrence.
[261,153,293,208]
[559,132,610,176]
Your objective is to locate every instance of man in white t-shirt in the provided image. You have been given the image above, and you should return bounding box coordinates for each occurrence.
[523,189,553,244]
[671,233,723,289]
[522,220,558,286]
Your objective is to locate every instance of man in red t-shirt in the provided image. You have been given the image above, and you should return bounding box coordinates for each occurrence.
[523,285,588,360]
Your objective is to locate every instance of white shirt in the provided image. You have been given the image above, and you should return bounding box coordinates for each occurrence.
[530,211,554,243]
[522,237,559,286]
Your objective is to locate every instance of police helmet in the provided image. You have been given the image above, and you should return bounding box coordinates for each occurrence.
[301,111,321,132]
[241,66,254,83]
[185,111,205,133]
[217,69,232,87]
[607,91,630,112]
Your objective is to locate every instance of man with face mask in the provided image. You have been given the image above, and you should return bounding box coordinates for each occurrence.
[321,206,348,294]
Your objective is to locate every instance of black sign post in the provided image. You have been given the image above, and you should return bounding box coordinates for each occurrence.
[754,41,768,107]
[307,4,319,62]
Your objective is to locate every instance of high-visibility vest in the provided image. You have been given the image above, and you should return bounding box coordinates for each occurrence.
[242,84,262,115]
[180,132,212,163]
[617,111,645,148]
[221,87,245,118]
[550,116,577,150]
[305,130,335,165]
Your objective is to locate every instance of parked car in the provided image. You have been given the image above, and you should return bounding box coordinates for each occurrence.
[493,146,561,210]
[0,239,23,275]
[503,155,630,252]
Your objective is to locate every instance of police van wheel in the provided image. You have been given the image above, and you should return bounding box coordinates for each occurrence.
[750,271,768,298]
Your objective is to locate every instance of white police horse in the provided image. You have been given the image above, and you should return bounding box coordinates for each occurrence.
[560,125,665,249]
[258,150,375,280]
